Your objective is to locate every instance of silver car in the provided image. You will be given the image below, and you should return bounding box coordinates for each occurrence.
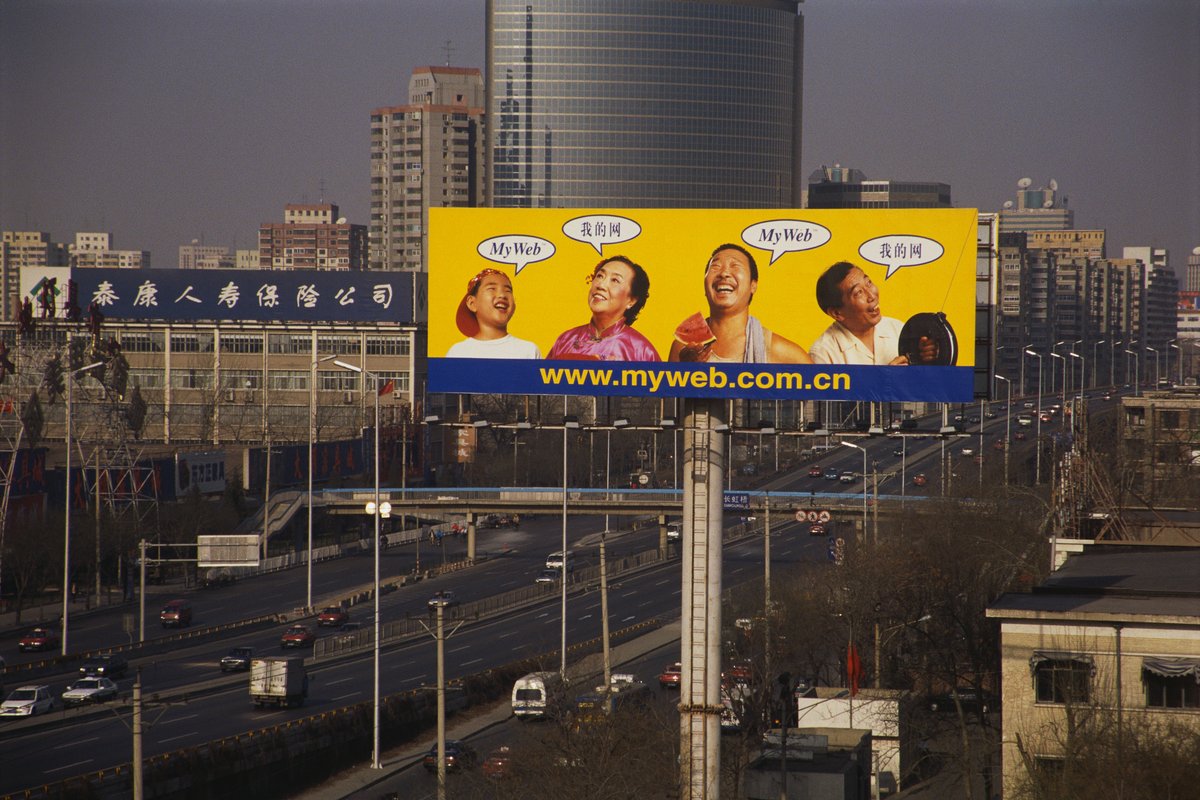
[62,677,119,707]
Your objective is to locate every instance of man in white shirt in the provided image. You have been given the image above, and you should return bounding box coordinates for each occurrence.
[809,261,912,365]
[446,268,541,359]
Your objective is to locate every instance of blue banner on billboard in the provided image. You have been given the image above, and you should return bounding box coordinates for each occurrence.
[68,268,425,324]
[429,359,972,402]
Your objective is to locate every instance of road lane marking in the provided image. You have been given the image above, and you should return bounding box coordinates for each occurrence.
[55,736,100,749]
[462,658,482,666]
[621,615,636,622]
[326,677,355,686]
[448,644,471,654]
[160,733,197,744]
[45,760,93,774]
[332,692,360,701]
[578,614,592,621]
[161,714,199,725]
[400,675,426,685]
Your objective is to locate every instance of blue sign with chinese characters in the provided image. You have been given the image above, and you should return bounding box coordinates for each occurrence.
[69,269,425,324]
[723,491,751,511]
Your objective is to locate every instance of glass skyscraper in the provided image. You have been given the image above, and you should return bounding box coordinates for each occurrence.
[487,0,804,208]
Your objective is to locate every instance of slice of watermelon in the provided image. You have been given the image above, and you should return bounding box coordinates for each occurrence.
[674,312,716,347]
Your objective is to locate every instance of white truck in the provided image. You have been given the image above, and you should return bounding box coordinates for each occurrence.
[250,657,308,708]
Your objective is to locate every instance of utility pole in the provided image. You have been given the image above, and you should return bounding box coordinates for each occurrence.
[680,397,726,800]
[417,601,464,800]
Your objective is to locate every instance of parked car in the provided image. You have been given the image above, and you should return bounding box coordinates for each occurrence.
[808,465,823,478]
[1,685,54,717]
[839,470,856,483]
[928,687,996,714]
[317,606,349,627]
[80,654,128,679]
[427,590,461,610]
[423,740,476,772]
[912,473,928,487]
[658,662,682,690]
[62,677,119,707]
[159,599,193,628]
[18,627,59,653]
[482,745,513,779]
[280,624,316,648]
[220,647,254,672]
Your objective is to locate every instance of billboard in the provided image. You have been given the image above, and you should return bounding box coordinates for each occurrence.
[428,208,977,401]
[21,268,425,324]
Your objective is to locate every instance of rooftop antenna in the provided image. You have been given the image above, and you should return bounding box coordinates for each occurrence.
[442,39,455,66]
[318,178,326,204]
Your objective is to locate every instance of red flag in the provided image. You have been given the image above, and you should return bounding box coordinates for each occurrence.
[847,642,863,697]
[378,379,395,397]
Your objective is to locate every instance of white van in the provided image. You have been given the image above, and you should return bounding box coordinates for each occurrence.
[512,671,562,720]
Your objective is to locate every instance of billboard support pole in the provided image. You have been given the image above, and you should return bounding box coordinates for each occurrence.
[680,397,725,800]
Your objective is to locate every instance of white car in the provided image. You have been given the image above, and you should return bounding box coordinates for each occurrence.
[839,470,856,483]
[62,677,119,707]
[1,685,55,717]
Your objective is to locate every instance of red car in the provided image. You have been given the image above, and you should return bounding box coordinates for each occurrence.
[808,465,823,478]
[912,473,928,487]
[317,606,349,627]
[658,662,682,689]
[280,624,316,648]
[725,660,753,685]
[18,627,59,653]
[482,746,513,779]
[992,439,1006,451]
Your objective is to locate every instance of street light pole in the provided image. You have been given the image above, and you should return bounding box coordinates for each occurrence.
[1050,352,1066,421]
[333,359,384,770]
[995,375,1011,485]
[840,441,868,538]
[62,360,103,656]
[1024,349,1043,484]
[1146,346,1159,389]
[308,354,337,610]
[1169,340,1181,386]
[1125,350,1140,397]
[1092,340,1105,389]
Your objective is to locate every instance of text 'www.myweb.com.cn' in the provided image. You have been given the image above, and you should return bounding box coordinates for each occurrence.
[537,365,851,394]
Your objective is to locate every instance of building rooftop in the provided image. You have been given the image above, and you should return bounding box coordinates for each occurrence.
[988,546,1200,622]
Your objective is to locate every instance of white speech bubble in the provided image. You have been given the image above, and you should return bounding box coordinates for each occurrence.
[476,235,557,275]
[858,235,945,278]
[561,215,642,255]
[741,220,833,265]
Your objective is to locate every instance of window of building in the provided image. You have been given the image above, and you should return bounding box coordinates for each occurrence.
[169,369,214,390]
[316,335,361,355]
[119,331,165,352]
[221,369,263,390]
[365,336,411,356]
[267,370,308,392]
[268,334,310,355]
[1159,410,1182,430]
[317,370,359,392]
[170,332,214,353]
[1143,659,1200,708]
[219,333,264,354]
[129,368,164,390]
[1032,653,1093,705]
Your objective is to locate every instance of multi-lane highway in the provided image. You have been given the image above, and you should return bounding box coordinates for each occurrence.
[0,391,1121,795]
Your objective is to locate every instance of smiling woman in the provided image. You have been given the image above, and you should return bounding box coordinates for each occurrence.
[545,256,661,361]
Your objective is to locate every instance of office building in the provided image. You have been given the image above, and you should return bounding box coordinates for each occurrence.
[258,203,367,271]
[179,244,232,270]
[806,164,951,208]
[369,66,487,272]
[487,0,805,208]
[997,178,1073,234]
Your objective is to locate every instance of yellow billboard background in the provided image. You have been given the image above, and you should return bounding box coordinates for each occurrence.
[429,208,977,366]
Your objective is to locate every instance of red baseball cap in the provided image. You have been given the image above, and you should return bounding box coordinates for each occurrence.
[455,268,505,337]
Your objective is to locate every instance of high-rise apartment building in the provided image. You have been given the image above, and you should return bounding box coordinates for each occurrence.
[69,232,149,269]
[487,0,804,208]
[806,164,951,208]
[1123,246,1179,376]
[370,67,487,272]
[1,231,66,320]
[258,203,367,271]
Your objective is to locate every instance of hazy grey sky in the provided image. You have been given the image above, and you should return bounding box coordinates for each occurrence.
[2,0,1196,266]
